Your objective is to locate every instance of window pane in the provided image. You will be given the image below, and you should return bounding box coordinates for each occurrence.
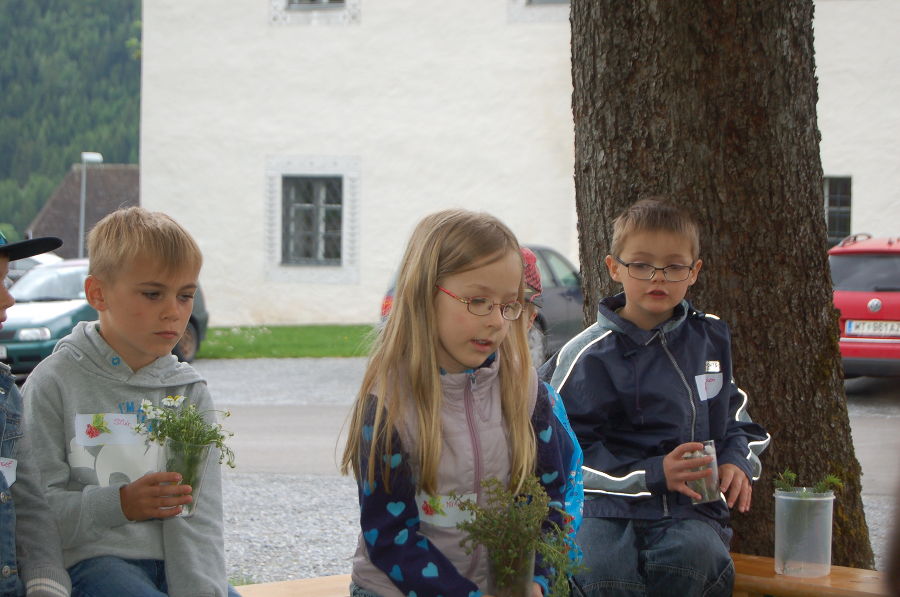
[830,254,900,291]
[825,176,852,245]
[544,251,579,287]
[282,175,343,265]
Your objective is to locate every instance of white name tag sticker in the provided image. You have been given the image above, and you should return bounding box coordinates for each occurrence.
[0,457,16,487]
[694,373,723,401]
[416,492,475,528]
[74,413,142,446]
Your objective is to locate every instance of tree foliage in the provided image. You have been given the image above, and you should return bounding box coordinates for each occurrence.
[0,0,140,236]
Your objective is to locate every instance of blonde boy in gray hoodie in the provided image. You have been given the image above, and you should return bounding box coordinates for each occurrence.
[23,208,239,597]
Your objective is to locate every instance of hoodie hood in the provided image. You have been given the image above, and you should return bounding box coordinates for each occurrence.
[54,321,204,388]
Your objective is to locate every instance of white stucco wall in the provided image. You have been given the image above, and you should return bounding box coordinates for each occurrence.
[815,0,900,236]
[141,0,899,326]
[141,0,575,326]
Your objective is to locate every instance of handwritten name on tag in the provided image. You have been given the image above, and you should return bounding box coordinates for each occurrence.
[74,413,142,446]
[0,457,17,487]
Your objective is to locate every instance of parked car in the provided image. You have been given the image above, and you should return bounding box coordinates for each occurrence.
[380,245,585,366]
[0,259,209,374]
[4,251,62,288]
[828,234,900,377]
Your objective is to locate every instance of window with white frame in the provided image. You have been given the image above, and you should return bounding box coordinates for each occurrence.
[288,0,344,6]
[282,176,342,266]
[271,0,359,25]
[265,156,360,284]
[825,176,851,246]
[508,0,569,22]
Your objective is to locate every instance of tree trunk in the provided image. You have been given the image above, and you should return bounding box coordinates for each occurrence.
[571,0,873,567]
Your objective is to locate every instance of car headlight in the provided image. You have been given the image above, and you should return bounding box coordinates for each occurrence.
[16,327,52,341]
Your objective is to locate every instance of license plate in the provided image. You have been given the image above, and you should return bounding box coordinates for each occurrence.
[845,320,900,337]
[0,345,6,359]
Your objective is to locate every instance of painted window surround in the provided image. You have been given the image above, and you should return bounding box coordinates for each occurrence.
[265,155,360,285]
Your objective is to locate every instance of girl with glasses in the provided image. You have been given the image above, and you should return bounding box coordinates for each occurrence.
[342,209,572,597]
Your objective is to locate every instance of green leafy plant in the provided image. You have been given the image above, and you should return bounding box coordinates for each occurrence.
[456,476,578,597]
[135,395,236,468]
[774,468,843,495]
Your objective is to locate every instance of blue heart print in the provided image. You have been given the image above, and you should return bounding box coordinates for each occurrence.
[395,528,409,544]
[363,529,379,546]
[390,565,404,582]
[387,501,406,517]
[362,480,375,496]
[538,426,553,442]
[405,516,419,527]
[416,538,429,550]
[408,593,417,597]
[362,425,374,441]
[422,562,439,578]
[541,471,559,484]
[383,453,402,468]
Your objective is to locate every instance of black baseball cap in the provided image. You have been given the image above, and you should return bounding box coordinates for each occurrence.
[0,230,63,261]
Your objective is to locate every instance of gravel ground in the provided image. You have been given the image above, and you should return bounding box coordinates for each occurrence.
[223,472,359,584]
[221,474,897,584]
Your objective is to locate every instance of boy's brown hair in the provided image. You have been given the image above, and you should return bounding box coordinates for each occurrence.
[87,207,202,280]
[610,197,700,260]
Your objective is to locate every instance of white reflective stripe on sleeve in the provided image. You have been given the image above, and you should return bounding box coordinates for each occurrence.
[582,465,651,497]
[556,330,613,393]
[734,387,750,421]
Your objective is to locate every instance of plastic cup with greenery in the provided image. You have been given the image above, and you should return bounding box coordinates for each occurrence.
[455,476,579,597]
[773,468,843,577]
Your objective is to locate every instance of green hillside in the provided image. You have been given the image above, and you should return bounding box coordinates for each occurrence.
[0,0,140,240]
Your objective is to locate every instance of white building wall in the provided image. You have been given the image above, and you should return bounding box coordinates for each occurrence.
[815,0,900,236]
[141,0,575,326]
[141,0,899,326]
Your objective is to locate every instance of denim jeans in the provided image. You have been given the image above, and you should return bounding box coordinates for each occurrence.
[68,556,242,597]
[575,517,734,597]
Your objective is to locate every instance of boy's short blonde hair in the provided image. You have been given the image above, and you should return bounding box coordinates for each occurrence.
[610,197,700,260]
[87,207,202,280]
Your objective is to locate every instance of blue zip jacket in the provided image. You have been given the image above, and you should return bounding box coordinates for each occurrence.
[539,293,770,530]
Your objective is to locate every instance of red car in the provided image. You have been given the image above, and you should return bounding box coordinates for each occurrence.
[829,234,900,377]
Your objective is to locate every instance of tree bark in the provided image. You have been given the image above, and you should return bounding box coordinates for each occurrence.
[571,0,873,567]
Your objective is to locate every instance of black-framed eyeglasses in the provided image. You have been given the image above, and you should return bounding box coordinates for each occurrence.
[435,285,523,321]
[613,256,695,282]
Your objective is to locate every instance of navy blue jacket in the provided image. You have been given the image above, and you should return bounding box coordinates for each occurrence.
[540,293,770,529]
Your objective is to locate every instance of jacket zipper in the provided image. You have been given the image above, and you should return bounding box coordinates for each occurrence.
[465,372,484,501]
[464,372,484,577]
[659,332,696,441]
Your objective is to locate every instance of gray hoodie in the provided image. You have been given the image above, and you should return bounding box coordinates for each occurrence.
[23,321,228,597]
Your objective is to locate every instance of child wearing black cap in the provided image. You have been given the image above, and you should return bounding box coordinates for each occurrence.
[0,232,71,597]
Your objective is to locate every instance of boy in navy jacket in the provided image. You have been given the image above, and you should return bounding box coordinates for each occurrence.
[541,198,770,597]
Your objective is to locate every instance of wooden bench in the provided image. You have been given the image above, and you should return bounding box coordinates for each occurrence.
[237,574,351,597]
[732,553,887,597]
[236,555,889,597]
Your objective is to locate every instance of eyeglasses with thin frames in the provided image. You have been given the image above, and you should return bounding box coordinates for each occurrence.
[613,256,695,282]
[435,285,523,321]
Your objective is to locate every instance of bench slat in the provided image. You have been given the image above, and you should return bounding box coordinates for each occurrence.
[237,574,351,597]
[732,553,887,597]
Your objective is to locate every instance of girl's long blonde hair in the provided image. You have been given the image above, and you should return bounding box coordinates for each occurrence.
[341,209,535,495]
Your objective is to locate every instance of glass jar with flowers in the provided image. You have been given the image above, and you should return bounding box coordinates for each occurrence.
[135,395,235,517]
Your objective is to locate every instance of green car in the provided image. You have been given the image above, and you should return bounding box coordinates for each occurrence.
[1,259,208,374]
